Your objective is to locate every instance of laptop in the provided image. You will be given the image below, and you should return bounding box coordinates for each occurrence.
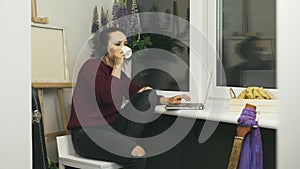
[165,72,212,110]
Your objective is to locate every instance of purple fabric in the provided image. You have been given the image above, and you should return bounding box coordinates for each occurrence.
[238,108,263,169]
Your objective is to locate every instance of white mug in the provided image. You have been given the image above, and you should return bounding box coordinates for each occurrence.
[122,46,132,59]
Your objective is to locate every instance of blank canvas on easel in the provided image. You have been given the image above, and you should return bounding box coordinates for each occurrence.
[31,25,68,82]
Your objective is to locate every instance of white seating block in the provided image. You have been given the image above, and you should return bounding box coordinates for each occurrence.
[56,135,122,169]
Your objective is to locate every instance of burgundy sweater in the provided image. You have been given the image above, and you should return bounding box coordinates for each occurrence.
[67,58,142,129]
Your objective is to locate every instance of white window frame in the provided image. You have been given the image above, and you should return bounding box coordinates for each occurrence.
[207,0,278,99]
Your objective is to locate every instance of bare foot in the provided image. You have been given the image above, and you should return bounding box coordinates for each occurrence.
[131,146,145,157]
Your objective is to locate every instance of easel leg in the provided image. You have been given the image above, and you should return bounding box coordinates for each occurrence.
[57,89,69,134]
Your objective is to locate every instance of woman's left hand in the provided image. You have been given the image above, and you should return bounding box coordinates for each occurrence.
[138,86,153,93]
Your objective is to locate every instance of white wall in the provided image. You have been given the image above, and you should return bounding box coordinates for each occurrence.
[37,0,113,76]
[277,0,300,168]
[0,0,31,169]
[36,0,113,162]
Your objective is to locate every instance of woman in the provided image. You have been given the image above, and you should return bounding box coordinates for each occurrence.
[67,27,190,169]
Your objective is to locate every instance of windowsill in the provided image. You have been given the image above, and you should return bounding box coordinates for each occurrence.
[155,97,278,129]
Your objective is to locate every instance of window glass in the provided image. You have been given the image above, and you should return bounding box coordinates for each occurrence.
[130,0,190,91]
[217,0,276,88]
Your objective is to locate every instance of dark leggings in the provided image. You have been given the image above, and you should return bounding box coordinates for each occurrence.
[71,90,158,169]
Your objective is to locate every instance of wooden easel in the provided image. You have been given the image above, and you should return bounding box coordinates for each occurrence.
[31,0,48,24]
[32,82,73,139]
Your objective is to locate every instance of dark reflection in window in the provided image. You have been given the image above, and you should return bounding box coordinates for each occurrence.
[132,68,180,91]
[217,0,276,88]
[225,37,276,87]
[127,0,190,91]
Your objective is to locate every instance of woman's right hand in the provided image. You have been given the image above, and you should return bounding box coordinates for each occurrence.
[162,94,191,105]
[112,48,125,68]
[110,48,125,79]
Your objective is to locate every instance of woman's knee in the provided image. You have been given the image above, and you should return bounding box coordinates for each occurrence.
[131,90,157,112]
